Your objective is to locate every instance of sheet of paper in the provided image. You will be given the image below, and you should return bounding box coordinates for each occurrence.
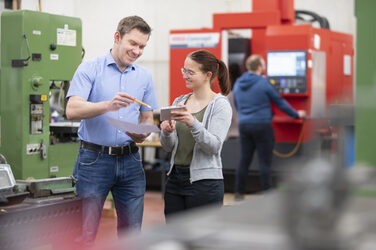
[105,116,160,134]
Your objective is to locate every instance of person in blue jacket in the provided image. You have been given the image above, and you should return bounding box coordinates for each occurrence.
[233,55,305,198]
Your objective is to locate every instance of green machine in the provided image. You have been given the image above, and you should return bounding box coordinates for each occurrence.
[0,10,82,179]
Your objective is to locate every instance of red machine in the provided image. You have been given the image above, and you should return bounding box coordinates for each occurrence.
[169,0,353,156]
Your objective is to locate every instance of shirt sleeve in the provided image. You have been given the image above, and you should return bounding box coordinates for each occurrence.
[66,61,95,100]
[140,72,159,111]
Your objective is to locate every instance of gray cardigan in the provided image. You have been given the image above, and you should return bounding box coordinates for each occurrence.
[160,93,232,183]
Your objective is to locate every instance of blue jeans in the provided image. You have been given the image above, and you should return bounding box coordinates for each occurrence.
[164,166,224,221]
[73,147,145,245]
[235,123,275,192]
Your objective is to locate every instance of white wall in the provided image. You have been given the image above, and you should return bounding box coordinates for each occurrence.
[1,0,356,107]
[295,0,356,38]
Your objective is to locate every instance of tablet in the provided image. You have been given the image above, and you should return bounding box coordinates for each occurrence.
[160,106,185,121]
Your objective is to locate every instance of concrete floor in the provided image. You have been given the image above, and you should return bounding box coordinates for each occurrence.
[95,191,252,245]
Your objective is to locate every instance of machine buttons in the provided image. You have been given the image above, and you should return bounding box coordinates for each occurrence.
[50,43,57,51]
[26,144,42,155]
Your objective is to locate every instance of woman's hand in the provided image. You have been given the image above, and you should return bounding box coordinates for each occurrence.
[170,105,194,126]
[161,120,175,133]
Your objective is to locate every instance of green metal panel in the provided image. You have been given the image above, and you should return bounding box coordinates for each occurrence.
[48,143,79,177]
[355,0,376,167]
[0,10,82,179]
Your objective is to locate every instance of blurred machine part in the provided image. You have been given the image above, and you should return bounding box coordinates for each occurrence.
[17,176,76,198]
[329,104,355,168]
[0,10,82,179]
[0,162,29,205]
[95,160,376,250]
[0,156,81,250]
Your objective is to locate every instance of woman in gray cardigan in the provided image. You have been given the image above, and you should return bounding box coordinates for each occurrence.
[160,50,232,220]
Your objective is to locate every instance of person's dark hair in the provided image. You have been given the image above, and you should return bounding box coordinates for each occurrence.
[117,16,152,38]
[188,50,230,95]
[245,55,263,72]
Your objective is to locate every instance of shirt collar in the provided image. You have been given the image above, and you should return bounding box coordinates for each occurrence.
[106,50,136,72]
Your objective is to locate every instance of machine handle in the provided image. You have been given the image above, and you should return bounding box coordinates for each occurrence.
[12,34,32,67]
[40,143,47,159]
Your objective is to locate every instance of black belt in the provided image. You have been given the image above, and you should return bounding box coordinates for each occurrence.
[80,141,138,156]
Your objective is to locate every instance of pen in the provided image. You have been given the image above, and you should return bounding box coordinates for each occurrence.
[133,98,151,108]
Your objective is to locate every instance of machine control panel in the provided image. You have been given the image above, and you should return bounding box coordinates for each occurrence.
[268,77,306,94]
[267,50,307,94]
[29,94,46,134]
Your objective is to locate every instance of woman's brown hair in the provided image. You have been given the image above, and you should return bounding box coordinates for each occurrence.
[188,50,231,95]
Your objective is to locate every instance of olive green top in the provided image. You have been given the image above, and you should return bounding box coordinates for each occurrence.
[174,106,207,165]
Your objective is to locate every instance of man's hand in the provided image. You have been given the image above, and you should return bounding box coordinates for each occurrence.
[297,110,306,119]
[107,92,135,112]
[126,132,150,143]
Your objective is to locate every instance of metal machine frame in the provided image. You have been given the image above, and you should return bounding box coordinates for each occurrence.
[0,10,82,179]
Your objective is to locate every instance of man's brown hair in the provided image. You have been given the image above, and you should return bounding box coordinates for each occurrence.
[245,55,263,72]
[117,16,152,38]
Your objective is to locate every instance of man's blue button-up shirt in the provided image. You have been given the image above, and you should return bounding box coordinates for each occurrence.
[67,51,158,146]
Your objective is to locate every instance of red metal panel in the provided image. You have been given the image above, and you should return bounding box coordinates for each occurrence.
[252,29,267,58]
[280,0,295,24]
[169,30,221,103]
[213,11,280,30]
[253,0,295,24]
[253,0,280,11]
[327,31,354,105]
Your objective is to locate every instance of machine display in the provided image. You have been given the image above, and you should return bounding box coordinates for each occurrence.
[267,50,307,94]
[0,10,82,179]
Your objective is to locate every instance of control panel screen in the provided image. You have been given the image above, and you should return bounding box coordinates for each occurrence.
[267,51,307,94]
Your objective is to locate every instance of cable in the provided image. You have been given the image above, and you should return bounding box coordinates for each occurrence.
[295,10,330,30]
[273,120,305,158]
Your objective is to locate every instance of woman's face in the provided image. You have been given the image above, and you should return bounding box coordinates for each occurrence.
[181,57,210,90]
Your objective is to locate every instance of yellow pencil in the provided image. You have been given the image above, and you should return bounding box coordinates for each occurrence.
[133,98,151,108]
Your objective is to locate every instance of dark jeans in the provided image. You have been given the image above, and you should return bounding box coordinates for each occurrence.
[235,123,275,192]
[73,147,145,245]
[164,165,224,221]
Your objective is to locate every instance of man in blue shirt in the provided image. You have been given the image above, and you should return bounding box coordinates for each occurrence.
[66,16,158,245]
[233,55,305,198]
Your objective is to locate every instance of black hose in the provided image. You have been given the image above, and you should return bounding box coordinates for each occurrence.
[295,10,330,30]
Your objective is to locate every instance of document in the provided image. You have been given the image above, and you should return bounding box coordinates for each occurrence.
[105,116,160,134]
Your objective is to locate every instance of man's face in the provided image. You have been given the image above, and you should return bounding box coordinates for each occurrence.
[113,28,149,70]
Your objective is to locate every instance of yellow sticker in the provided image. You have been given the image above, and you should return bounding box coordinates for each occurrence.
[41,95,48,101]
